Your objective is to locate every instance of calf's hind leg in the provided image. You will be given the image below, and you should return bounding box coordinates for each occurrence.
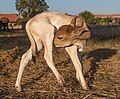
[15,41,43,92]
[15,47,33,92]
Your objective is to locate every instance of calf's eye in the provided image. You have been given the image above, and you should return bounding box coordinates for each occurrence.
[58,37,63,40]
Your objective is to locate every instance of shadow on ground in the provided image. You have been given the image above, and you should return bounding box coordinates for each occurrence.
[85,48,117,87]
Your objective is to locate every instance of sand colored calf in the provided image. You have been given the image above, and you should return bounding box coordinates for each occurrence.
[15,12,90,92]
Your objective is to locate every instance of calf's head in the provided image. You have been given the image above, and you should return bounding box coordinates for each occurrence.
[54,16,91,48]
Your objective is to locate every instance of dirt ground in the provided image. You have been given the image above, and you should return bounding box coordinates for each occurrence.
[0,29,120,99]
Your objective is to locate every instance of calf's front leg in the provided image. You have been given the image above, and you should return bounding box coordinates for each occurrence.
[43,33,65,86]
[65,45,88,90]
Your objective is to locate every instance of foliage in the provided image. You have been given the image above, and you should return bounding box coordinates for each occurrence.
[94,17,112,25]
[16,0,49,29]
[16,18,27,25]
[79,10,94,24]
[16,0,49,18]
[16,18,28,29]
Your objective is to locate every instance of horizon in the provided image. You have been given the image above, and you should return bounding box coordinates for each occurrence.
[1,13,120,16]
[0,0,120,15]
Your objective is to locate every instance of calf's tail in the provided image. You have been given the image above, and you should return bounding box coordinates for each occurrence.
[26,22,37,63]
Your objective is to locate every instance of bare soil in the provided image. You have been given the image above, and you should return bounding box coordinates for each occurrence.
[0,30,120,99]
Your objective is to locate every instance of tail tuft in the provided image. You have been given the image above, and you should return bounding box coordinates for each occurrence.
[32,55,36,64]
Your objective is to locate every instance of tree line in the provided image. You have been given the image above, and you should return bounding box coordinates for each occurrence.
[16,0,119,28]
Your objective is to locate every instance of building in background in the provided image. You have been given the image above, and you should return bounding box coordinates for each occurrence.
[0,14,18,23]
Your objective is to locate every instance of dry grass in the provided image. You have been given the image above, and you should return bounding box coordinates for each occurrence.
[0,29,120,98]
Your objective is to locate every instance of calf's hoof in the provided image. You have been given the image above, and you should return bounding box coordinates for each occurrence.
[57,76,65,86]
[15,85,22,92]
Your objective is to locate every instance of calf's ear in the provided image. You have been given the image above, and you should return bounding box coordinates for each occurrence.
[70,16,77,27]
[70,27,85,37]
[70,16,84,28]
[79,30,91,40]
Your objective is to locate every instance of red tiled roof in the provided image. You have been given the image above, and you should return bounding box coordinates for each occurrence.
[94,14,120,18]
[0,14,18,23]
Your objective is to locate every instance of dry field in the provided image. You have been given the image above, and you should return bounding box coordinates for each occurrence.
[0,29,120,98]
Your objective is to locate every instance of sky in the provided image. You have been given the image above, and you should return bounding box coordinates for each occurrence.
[0,0,120,15]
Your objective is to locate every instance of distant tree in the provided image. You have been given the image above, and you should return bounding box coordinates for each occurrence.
[16,0,49,18]
[16,0,49,29]
[79,10,94,24]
